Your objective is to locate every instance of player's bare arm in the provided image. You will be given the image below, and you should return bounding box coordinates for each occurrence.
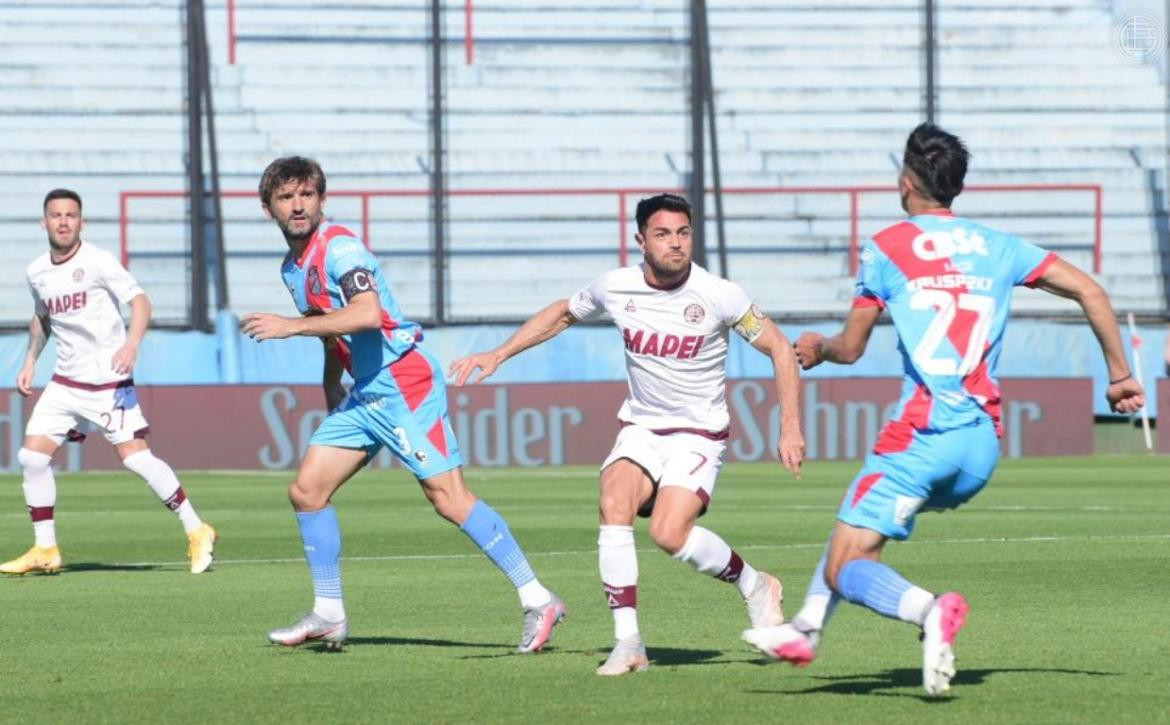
[743,312,806,478]
[1031,257,1145,413]
[321,338,348,412]
[17,313,50,397]
[449,298,576,386]
[793,304,882,370]
[111,293,150,376]
[243,289,381,341]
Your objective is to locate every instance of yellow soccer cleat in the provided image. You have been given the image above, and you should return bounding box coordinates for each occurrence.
[0,545,62,575]
[187,523,217,574]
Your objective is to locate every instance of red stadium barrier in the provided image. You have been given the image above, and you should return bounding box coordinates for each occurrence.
[0,378,1093,471]
[119,184,1103,273]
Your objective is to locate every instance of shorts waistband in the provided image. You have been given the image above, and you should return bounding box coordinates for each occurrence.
[51,374,134,391]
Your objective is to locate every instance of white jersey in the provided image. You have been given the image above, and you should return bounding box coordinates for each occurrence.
[26,241,144,386]
[568,263,763,433]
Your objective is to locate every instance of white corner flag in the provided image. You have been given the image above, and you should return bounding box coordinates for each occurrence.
[1125,312,1153,452]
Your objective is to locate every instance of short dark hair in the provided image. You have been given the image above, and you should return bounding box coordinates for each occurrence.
[43,188,82,212]
[258,156,326,206]
[903,123,969,207]
[635,193,692,232]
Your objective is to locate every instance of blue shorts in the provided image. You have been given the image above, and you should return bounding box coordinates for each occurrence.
[836,418,999,540]
[310,347,463,479]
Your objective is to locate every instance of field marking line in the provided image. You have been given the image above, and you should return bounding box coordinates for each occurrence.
[50,532,1170,570]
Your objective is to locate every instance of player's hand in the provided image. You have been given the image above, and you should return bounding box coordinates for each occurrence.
[793,332,826,370]
[16,364,35,397]
[110,343,138,375]
[777,426,805,480]
[242,312,299,341]
[1106,376,1145,414]
[448,351,503,386]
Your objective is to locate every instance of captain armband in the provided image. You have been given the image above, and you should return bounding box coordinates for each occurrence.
[732,303,767,342]
[339,267,376,302]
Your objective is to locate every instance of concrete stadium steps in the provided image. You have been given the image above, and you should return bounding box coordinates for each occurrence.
[0,0,1164,322]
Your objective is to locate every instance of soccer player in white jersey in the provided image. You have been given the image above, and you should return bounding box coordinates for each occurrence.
[1,189,217,576]
[450,193,806,675]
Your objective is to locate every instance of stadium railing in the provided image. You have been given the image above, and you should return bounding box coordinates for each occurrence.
[120,183,1104,277]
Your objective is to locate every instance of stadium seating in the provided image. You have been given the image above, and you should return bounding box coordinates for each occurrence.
[0,0,1164,324]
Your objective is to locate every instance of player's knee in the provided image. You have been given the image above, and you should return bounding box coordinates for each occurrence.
[598,490,637,523]
[647,518,687,555]
[288,478,327,511]
[17,447,52,473]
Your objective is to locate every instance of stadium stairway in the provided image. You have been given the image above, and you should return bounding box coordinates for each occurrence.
[0,0,1164,324]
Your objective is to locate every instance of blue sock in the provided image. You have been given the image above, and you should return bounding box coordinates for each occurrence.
[793,544,841,632]
[460,500,536,588]
[296,506,342,600]
[836,559,915,620]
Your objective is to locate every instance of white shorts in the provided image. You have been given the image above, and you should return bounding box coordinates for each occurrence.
[601,424,727,515]
[26,377,150,446]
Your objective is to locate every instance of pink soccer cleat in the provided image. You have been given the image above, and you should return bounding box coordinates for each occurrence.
[742,623,818,667]
[921,591,970,697]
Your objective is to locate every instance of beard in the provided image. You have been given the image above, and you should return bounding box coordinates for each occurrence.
[278,215,319,242]
[645,252,690,278]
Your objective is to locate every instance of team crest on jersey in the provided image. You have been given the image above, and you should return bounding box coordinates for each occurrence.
[72,268,85,282]
[625,299,637,313]
[683,303,705,324]
[307,266,323,296]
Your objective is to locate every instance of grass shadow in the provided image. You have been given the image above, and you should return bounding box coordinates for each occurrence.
[63,562,164,573]
[747,666,1122,701]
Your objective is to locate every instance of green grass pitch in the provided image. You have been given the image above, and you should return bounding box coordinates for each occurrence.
[1,456,1167,723]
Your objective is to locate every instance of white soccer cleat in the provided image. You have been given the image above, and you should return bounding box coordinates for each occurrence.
[922,592,970,697]
[267,612,348,651]
[744,571,785,628]
[742,623,818,667]
[596,634,650,676]
[517,593,567,653]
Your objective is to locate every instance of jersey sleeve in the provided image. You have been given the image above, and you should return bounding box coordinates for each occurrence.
[1012,238,1058,288]
[97,250,145,304]
[567,274,607,321]
[27,278,47,317]
[715,280,766,343]
[324,237,379,303]
[852,239,888,310]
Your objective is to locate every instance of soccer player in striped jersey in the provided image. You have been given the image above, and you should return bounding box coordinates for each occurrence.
[245,157,563,652]
[743,123,1145,696]
[450,193,806,675]
[2,189,216,576]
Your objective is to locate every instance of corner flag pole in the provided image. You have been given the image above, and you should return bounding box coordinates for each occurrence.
[1126,312,1153,451]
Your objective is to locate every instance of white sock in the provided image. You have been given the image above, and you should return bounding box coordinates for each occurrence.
[19,448,57,548]
[122,449,203,534]
[517,579,552,609]
[794,593,841,633]
[599,524,639,640]
[898,587,936,626]
[313,596,346,622]
[673,525,759,597]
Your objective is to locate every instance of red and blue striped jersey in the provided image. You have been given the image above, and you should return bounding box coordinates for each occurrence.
[854,210,1056,439]
[281,222,422,383]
